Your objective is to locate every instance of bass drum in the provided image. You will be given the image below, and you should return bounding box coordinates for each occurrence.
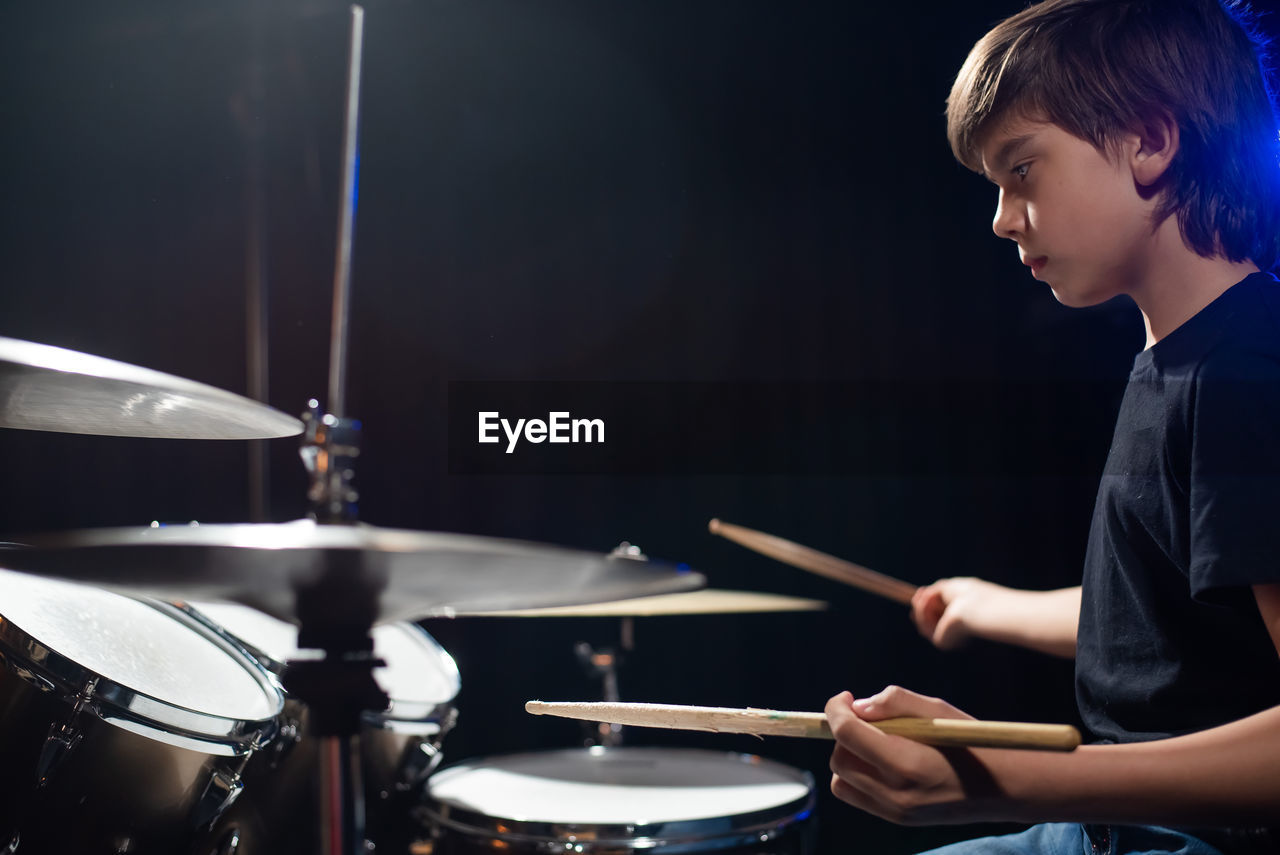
[422,746,816,854]
[0,569,283,854]
[182,602,460,855]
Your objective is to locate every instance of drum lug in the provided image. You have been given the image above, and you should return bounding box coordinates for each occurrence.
[399,708,457,788]
[399,740,443,789]
[190,768,245,830]
[35,725,83,788]
[35,678,96,788]
[193,728,267,831]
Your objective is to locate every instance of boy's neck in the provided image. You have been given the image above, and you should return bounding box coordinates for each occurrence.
[1129,217,1259,349]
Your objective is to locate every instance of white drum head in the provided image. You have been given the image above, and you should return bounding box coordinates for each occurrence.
[0,570,279,723]
[370,622,460,713]
[186,600,303,669]
[187,601,460,716]
[427,747,814,827]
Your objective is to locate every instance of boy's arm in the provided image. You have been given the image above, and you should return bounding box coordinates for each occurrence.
[828,583,1280,828]
[1253,582,1280,656]
[826,686,1280,827]
[911,579,1080,659]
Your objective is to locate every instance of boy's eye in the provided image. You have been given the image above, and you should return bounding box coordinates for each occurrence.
[1012,162,1031,179]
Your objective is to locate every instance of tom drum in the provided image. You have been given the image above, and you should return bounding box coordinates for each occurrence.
[0,569,283,854]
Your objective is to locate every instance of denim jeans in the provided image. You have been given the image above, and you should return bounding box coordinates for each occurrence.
[915,823,1229,855]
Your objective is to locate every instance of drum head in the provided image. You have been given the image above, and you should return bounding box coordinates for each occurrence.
[370,622,460,722]
[0,569,281,734]
[185,601,460,723]
[425,746,815,851]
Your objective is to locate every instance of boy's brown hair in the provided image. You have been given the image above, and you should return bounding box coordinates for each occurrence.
[947,0,1280,271]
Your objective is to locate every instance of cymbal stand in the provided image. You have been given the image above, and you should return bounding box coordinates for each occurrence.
[576,543,643,746]
[575,618,634,747]
[281,8,384,855]
[282,549,388,855]
[241,0,271,523]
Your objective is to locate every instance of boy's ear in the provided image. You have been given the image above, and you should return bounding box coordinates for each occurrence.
[1129,114,1179,188]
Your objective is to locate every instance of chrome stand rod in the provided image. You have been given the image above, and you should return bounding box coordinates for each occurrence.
[327,4,364,419]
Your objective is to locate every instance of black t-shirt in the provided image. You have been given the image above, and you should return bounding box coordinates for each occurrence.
[1076,272,1280,745]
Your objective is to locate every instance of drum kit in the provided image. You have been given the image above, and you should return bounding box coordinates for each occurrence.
[0,332,836,855]
[0,8,827,853]
[0,324,824,854]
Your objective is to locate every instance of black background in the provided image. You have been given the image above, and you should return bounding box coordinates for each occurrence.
[2,1,1278,851]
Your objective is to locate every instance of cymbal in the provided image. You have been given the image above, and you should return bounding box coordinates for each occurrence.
[460,588,827,617]
[0,520,706,623]
[0,336,303,439]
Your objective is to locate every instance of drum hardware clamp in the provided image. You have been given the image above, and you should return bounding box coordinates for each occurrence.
[36,677,97,788]
[396,706,459,789]
[190,730,271,831]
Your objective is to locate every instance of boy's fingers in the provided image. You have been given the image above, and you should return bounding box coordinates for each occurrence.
[829,741,880,781]
[848,685,974,722]
[830,771,885,816]
[829,763,903,820]
[825,691,933,775]
[830,739,911,791]
[910,586,946,634]
[932,610,966,649]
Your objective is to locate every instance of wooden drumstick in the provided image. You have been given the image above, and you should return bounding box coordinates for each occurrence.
[709,519,918,605]
[526,701,1081,751]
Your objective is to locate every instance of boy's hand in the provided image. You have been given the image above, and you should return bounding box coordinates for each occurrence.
[826,687,1004,825]
[911,576,1003,649]
[911,579,1081,658]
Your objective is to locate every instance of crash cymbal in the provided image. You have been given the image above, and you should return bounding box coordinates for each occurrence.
[0,520,705,623]
[0,336,303,439]
[461,588,827,617]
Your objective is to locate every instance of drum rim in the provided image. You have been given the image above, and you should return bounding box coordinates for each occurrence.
[0,596,283,752]
[422,746,816,850]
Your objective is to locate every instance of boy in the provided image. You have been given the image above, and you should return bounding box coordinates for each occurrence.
[824,1,1280,852]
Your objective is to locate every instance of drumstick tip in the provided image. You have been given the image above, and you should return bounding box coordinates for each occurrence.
[708,518,722,534]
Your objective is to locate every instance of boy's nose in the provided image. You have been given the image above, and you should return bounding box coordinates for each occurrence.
[991,190,1023,240]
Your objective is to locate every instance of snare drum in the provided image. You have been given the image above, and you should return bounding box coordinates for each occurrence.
[423,746,816,854]
[0,569,283,854]
[182,602,461,854]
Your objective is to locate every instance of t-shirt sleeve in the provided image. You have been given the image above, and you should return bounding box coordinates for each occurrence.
[1189,348,1280,598]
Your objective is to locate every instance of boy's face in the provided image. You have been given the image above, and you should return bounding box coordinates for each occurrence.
[979,116,1155,307]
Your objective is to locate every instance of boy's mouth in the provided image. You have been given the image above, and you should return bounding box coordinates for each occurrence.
[1023,255,1048,277]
